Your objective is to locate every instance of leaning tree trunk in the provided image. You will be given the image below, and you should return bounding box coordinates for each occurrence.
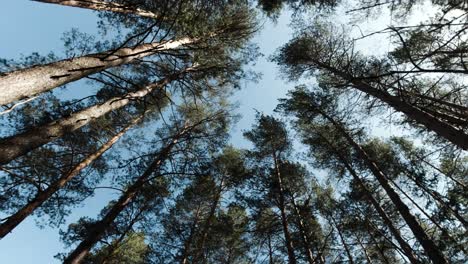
[320,63,468,150]
[0,67,192,165]
[63,125,191,264]
[0,37,194,106]
[272,152,297,264]
[0,115,142,239]
[320,112,449,264]
[317,133,421,264]
[33,0,159,19]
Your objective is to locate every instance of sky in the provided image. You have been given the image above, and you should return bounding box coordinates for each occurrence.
[0,1,294,263]
[0,1,435,263]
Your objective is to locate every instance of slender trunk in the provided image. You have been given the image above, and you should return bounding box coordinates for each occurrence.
[364,222,392,264]
[63,125,190,264]
[290,197,315,264]
[268,234,274,264]
[0,67,191,165]
[180,205,202,264]
[0,115,142,238]
[330,215,354,264]
[405,171,467,227]
[317,133,421,264]
[194,179,224,263]
[320,112,448,264]
[33,0,159,19]
[272,152,297,264]
[355,234,372,264]
[0,37,194,106]
[320,63,468,149]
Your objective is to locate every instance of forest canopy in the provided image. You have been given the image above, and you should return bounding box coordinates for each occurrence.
[0,0,466,263]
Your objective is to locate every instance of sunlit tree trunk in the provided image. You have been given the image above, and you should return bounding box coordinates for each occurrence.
[0,115,142,238]
[63,125,191,264]
[0,37,194,106]
[33,0,159,19]
[0,67,192,165]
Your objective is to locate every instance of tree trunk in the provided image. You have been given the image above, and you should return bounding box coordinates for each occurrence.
[180,205,202,264]
[0,67,191,165]
[290,197,315,264]
[330,215,355,264]
[0,115,142,239]
[317,133,421,264]
[33,0,159,19]
[319,63,468,149]
[193,179,224,263]
[320,112,449,264]
[272,152,297,264]
[63,125,190,264]
[352,80,468,150]
[0,37,194,106]
[355,234,372,264]
[405,171,467,227]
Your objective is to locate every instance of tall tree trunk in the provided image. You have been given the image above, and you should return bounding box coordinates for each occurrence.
[63,125,191,264]
[193,179,225,263]
[33,0,159,19]
[0,37,194,106]
[0,67,191,165]
[320,112,449,264]
[268,234,274,264]
[272,152,297,264]
[330,215,355,264]
[320,63,468,149]
[290,197,315,264]
[404,170,467,227]
[355,234,372,264]
[0,115,142,239]
[317,133,421,264]
[180,205,202,264]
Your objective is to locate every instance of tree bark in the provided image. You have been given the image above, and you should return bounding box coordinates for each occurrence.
[0,115,142,239]
[320,112,449,264]
[33,0,159,19]
[0,67,192,165]
[272,152,297,264]
[0,37,194,106]
[63,124,191,264]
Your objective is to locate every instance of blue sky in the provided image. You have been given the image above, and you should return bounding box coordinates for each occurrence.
[0,1,294,263]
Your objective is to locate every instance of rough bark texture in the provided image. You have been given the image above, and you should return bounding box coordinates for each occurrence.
[0,116,142,239]
[33,0,159,18]
[320,113,449,264]
[64,125,190,264]
[0,68,190,165]
[0,37,193,106]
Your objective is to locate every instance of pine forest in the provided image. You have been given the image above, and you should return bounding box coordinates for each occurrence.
[0,0,466,263]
